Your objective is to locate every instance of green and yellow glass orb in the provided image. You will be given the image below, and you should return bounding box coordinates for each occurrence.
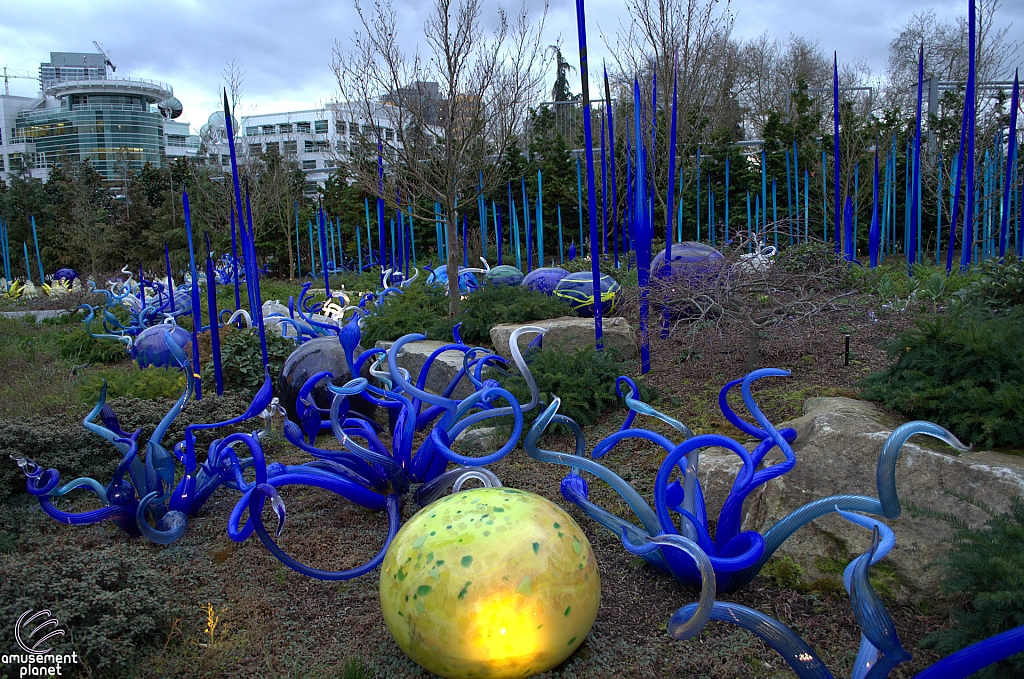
[380,487,600,679]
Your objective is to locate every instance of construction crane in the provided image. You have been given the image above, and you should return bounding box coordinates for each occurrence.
[2,66,37,95]
[92,41,116,74]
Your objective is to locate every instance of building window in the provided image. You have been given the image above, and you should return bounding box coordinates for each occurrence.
[279,123,292,134]
[249,143,262,156]
[315,120,328,134]
[383,128,392,141]
[245,126,259,136]
[261,124,275,135]
[0,156,4,172]
[283,140,297,154]
[304,140,315,153]
[221,154,230,166]
[302,159,316,170]
[296,121,311,133]
[265,141,280,154]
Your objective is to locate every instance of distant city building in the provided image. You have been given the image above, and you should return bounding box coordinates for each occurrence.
[0,50,199,184]
[201,101,401,189]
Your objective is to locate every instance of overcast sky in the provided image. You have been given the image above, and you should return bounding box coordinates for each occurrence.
[1,0,1020,133]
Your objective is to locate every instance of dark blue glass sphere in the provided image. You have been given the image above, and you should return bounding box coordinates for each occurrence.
[132,324,193,369]
[553,271,621,317]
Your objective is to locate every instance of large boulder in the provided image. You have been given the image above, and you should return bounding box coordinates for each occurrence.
[698,397,1024,598]
[374,340,476,400]
[489,316,637,360]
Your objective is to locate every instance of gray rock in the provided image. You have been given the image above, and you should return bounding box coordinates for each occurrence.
[698,397,1024,597]
[0,309,69,323]
[489,316,637,359]
[374,339,475,400]
[452,426,504,454]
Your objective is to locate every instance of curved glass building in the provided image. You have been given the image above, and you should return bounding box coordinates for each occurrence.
[0,52,192,183]
[16,76,172,179]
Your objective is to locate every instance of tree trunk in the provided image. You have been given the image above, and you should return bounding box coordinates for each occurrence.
[745,325,760,373]
[284,222,295,280]
[446,204,461,317]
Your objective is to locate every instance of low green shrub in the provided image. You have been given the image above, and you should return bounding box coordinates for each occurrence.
[858,307,1024,448]
[59,326,130,365]
[79,366,188,403]
[359,281,452,347]
[495,347,641,427]
[921,496,1024,678]
[0,393,253,501]
[455,283,575,344]
[954,257,1024,311]
[0,541,175,672]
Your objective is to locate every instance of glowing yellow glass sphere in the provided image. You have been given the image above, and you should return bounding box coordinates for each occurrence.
[380,487,600,679]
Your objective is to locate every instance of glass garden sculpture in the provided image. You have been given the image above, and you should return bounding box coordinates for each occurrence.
[380,487,601,679]
[521,267,570,296]
[484,264,526,287]
[666,508,1024,679]
[14,318,549,580]
[524,367,970,593]
[426,264,481,293]
[651,241,724,283]
[553,271,621,317]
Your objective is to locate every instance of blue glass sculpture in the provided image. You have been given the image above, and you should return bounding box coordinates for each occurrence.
[53,268,78,283]
[524,368,969,593]
[426,265,480,293]
[16,318,549,580]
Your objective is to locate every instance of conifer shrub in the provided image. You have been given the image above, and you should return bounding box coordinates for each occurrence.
[58,326,130,365]
[921,496,1024,678]
[359,281,452,347]
[455,283,575,344]
[0,539,174,672]
[858,307,1024,449]
[79,366,187,403]
[495,347,642,426]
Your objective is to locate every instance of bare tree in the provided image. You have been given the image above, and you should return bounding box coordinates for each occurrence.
[737,33,832,138]
[333,0,548,313]
[885,0,1020,113]
[602,0,740,215]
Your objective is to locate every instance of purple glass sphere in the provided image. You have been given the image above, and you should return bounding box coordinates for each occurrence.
[521,267,570,295]
[651,242,724,284]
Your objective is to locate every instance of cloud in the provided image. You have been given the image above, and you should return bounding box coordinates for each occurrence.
[0,0,1020,132]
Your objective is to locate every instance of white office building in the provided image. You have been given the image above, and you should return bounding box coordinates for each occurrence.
[202,102,399,189]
